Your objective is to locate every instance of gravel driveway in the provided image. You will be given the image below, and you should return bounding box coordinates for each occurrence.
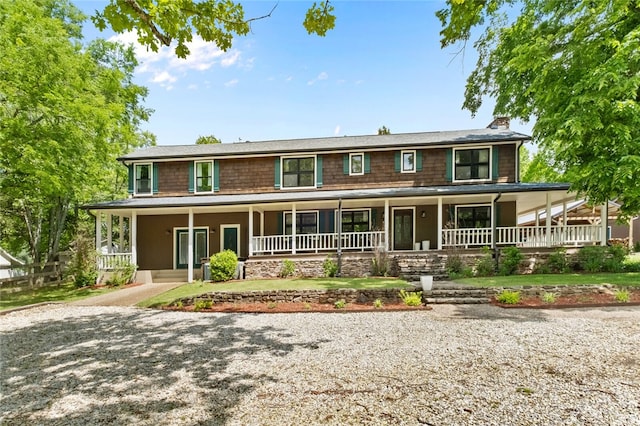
[1,304,639,425]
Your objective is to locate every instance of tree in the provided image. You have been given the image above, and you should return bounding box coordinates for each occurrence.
[196,135,222,144]
[377,126,391,135]
[519,145,563,183]
[0,0,152,264]
[438,0,640,217]
[93,0,336,58]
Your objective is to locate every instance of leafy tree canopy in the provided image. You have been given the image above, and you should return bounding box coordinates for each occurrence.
[196,135,222,144]
[93,0,336,58]
[377,126,391,135]
[438,0,640,218]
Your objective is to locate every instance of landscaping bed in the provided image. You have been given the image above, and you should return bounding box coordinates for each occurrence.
[493,288,640,309]
[164,301,431,313]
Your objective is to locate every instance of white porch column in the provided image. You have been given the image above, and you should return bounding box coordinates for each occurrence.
[248,206,254,257]
[601,203,608,246]
[106,213,112,253]
[384,199,390,251]
[188,208,194,283]
[119,215,124,252]
[131,211,138,266]
[562,201,567,244]
[95,212,102,253]
[437,197,443,250]
[546,193,552,247]
[260,211,264,237]
[291,203,297,254]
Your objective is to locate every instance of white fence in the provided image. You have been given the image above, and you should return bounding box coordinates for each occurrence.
[97,253,133,270]
[442,225,602,248]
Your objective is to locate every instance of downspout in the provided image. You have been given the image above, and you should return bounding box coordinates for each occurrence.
[516,142,523,183]
[336,198,342,277]
[492,193,502,271]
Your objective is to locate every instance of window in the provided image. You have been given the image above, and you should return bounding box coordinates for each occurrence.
[401,150,415,173]
[195,161,213,193]
[456,206,491,229]
[135,164,152,195]
[455,148,490,181]
[341,210,370,232]
[284,212,318,234]
[349,153,364,175]
[282,157,315,188]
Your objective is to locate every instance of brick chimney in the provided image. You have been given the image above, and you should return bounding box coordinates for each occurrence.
[487,116,510,129]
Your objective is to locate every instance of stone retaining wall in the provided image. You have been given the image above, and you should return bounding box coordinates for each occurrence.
[489,284,615,297]
[244,255,398,279]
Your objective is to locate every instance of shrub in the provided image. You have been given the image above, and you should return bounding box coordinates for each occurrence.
[373,299,384,308]
[67,231,99,288]
[634,241,640,253]
[194,298,213,311]
[372,244,390,276]
[623,256,640,272]
[604,245,628,272]
[475,247,495,277]
[267,301,278,309]
[279,259,296,278]
[547,248,570,273]
[209,250,238,282]
[322,256,338,277]
[499,247,524,276]
[445,253,464,276]
[334,299,346,309]
[614,289,630,303]
[577,246,606,272]
[399,289,422,306]
[106,261,136,287]
[541,292,557,304]
[496,290,520,304]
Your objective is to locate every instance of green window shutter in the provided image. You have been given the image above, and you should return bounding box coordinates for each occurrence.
[316,156,323,187]
[492,146,500,180]
[213,160,220,192]
[152,163,159,194]
[277,212,283,234]
[394,152,401,172]
[127,165,134,194]
[274,157,281,189]
[343,155,349,174]
[445,149,453,182]
[364,153,371,174]
[416,151,423,172]
[188,162,194,193]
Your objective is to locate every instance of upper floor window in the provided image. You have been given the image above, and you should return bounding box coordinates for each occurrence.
[135,163,152,195]
[195,161,213,193]
[284,211,318,234]
[456,205,491,228]
[282,156,315,188]
[455,148,490,181]
[341,210,370,232]
[349,153,364,176]
[401,150,416,173]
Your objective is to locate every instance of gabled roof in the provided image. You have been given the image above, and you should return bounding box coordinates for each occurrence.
[0,247,24,266]
[119,128,530,162]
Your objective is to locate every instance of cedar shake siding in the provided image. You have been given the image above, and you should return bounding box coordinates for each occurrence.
[157,161,190,196]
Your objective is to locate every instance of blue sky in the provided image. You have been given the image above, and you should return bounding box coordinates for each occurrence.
[75,1,533,145]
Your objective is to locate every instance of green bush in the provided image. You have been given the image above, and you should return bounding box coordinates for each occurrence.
[623,256,640,272]
[577,246,606,272]
[371,244,390,276]
[322,256,338,277]
[209,250,238,282]
[106,261,136,287]
[194,298,213,311]
[334,299,346,309]
[499,246,524,276]
[496,290,520,304]
[67,231,99,288]
[541,292,557,304]
[373,299,384,308]
[445,253,464,276]
[399,289,423,306]
[604,245,628,272]
[614,289,630,303]
[547,248,570,273]
[279,259,296,278]
[475,247,495,277]
[634,241,640,253]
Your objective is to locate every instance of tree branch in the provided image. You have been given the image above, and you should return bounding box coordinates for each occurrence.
[123,0,172,46]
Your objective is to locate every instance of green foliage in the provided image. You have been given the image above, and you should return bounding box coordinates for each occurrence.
[371,244,390,276]
[541,292,557,304]
[303,1,336,37]
[334,299,346,309]
[303,302,312,310]
[105,261,136,287]
[635,242,640,253]
[322,256,338,277]
[399,290,422,307]
[614,289,630,303]
[475,247,495,277]
[66,231,98,288]
[578,246,628,273]
[438,0,640,218]
[209,250,238,282]
[373,299,384,308]
[173,300,183,309]
[279,259,296,278]
[499,247,524,276]
[496,290,520,305]
[377,126,391,135]
[194,298,213,311]
[623,256,640,272]
[547,248,570,273]
[195,135,221,144]
[267,301,277,309]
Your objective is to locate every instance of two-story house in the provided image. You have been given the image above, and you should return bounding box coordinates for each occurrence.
[86,119,607,282]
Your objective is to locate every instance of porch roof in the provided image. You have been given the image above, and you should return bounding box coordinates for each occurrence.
[119,128,530,162]
[85,182,570,211]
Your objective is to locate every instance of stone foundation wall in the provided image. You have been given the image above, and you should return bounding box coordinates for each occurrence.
[489,284,614,298]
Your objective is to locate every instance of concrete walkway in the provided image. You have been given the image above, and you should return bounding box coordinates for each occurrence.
[69,282,185,307]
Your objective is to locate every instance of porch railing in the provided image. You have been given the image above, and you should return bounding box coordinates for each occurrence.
[98,252,133,270]
[252,231,385,255]
[442,225,602,248]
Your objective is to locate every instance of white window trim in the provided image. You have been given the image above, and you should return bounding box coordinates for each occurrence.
[401,150,416,174]
[452,146,492,183]
[454,204,493,229]
[283,210,319,234]
[194,160,214,194]
[134,163,153,196]
[336,208,372,232]
[349,153,365,176]
[280,155,317,190]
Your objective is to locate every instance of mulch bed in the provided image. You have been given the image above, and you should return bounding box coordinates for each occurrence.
[493,289,640,309]
[164,302,432,314]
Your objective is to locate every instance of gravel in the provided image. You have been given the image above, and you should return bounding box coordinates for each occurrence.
[1,304,639,425]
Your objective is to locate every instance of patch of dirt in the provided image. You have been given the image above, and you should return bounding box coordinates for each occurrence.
[165,302,432,314]
[494,289,640,309]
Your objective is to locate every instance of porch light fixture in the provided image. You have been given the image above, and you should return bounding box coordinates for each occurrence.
[421,210,427,218]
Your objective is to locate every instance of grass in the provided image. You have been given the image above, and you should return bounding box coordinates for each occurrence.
[138,277,410,308]
[453,272,640,288]
[0,282,114,311]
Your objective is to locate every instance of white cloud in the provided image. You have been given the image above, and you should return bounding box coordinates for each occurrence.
[334,125,341,135]
[308,71,329,85]
[225,79,239,87]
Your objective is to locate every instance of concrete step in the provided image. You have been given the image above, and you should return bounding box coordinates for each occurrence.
[425,297,490,304]
[151,269,189,283]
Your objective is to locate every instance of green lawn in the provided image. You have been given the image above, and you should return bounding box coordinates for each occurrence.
[138,277,411,308]
[0,282,115,311]
[454,272,640,288]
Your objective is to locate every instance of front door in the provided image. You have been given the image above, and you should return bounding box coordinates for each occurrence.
[221,225,240,257]
[176,228,208,269]
[393,209,414,250]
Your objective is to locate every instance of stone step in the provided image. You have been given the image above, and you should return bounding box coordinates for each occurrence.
[425,297,490,304]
